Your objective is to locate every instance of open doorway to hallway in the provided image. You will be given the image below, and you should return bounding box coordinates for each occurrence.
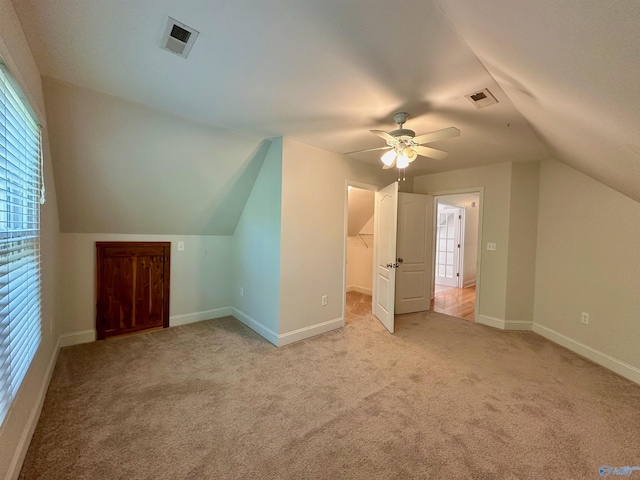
[344,185,375,325]
[432,193,480,321]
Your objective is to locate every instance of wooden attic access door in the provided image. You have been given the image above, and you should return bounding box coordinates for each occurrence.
[96,242,171,340]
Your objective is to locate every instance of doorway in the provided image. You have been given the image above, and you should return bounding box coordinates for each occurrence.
[432,193,480,321]
[344,183,376,325]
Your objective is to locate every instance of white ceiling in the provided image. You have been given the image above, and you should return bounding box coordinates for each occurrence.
[13,0,640,200]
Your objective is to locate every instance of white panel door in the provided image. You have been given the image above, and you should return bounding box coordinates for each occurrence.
[373,182,398,333]
[435,206,462,288]
[395,193,434,314]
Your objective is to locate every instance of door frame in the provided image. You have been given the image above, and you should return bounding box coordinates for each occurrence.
[96,241,171,339]
[428,188,484,322]
[342,180,379,327]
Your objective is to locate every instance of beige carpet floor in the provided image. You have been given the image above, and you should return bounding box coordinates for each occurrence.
[20,296,640,479]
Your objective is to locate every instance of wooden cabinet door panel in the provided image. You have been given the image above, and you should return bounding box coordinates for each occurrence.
[97,242,170,339]
[134,255,164,330]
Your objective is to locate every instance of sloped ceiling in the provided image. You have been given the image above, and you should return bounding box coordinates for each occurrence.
[43,77,270,235]
[347,188,374,237]
[14,0,549,178]
[436,0,640,202]
[12,0,640,234]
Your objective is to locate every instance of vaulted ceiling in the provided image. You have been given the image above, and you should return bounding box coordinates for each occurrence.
[14,0,640,202]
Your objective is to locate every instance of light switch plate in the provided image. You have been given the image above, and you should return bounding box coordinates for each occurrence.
[487,242,496,251]
[177,241,185,251]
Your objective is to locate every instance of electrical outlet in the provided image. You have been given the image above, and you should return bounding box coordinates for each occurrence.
[177,241,185,251]
[321,295,328,306]
[240,287,243,297]
[581,312,589,325]
[487,242,497,251]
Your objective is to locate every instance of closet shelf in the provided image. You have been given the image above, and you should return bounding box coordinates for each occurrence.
[358,233,373,248]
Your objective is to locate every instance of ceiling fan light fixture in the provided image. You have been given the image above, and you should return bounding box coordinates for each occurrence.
[381,150,397,166]
[396,155,410,169]
[402,146,418,162]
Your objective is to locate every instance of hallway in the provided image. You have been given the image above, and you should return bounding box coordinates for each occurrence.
[432,285,475,321]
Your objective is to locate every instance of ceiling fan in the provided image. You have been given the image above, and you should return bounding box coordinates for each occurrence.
[346,112,460,170]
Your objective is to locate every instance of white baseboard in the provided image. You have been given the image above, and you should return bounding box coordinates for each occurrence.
[278,317,343,347]
[533,323,640,385]
[60,309,234,347]
[346,285,372,295]
[477,315,532,331]
[231,309,343,348]
[170,307,232,327]
[231,308,279,346]
[60,329,95,347]
[6,336,61,480]
[504,320,533,331]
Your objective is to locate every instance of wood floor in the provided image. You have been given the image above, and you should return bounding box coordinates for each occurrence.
[347,287,475,323]
[432,285,475,321]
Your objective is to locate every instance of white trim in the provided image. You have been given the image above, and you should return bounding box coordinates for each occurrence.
[6,337,60,480]
[170,307,232,327]
[231,308,279,346]
[346,285,372,295]
[533,323,640,385]
[504,320,533,331]
[477,314,505,329]
[278,317,343,347]
[60,329,95,347]
[477,315,532,331]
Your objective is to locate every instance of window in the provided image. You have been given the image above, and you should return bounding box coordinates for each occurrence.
[0,60,44,426]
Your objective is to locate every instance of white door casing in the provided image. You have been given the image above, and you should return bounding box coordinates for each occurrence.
[395,193,434,314]
[373,182,398,333]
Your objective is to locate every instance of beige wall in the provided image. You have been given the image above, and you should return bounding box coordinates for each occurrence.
[61,234,233,343]
[346,237,374,294]
[505,161,540,322]
[414,163,512,321]
[0,1,63,477]
[231,139,282,343]
[534,159,640,373]
[279,139,395,335]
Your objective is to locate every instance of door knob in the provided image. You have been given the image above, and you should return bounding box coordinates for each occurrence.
[397,257,403,263]
[386,263,393,268]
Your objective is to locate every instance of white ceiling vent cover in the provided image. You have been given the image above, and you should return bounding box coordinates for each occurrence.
[465,88,498,109]
[161,17,199,59]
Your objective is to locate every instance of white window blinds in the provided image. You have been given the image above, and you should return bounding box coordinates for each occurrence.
[0,61,43,426]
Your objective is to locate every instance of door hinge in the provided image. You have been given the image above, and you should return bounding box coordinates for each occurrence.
[459,215,462,219]
[456,273,459,277]
[457,244,460,248]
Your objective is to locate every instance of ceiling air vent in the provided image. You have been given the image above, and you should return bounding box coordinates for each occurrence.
[160,17,199,59]
[465,88,498,109]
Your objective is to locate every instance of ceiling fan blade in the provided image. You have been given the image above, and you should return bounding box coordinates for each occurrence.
[382,162,395,169]
[413,127,460,145]
[344,146,392,155]
[414,145,449,160]
[370,129,397,143]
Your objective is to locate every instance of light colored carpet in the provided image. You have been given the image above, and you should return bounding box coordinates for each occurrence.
[20,302,640,479]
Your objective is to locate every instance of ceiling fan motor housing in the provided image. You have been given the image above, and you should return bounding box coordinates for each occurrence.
[389,128,415,139]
